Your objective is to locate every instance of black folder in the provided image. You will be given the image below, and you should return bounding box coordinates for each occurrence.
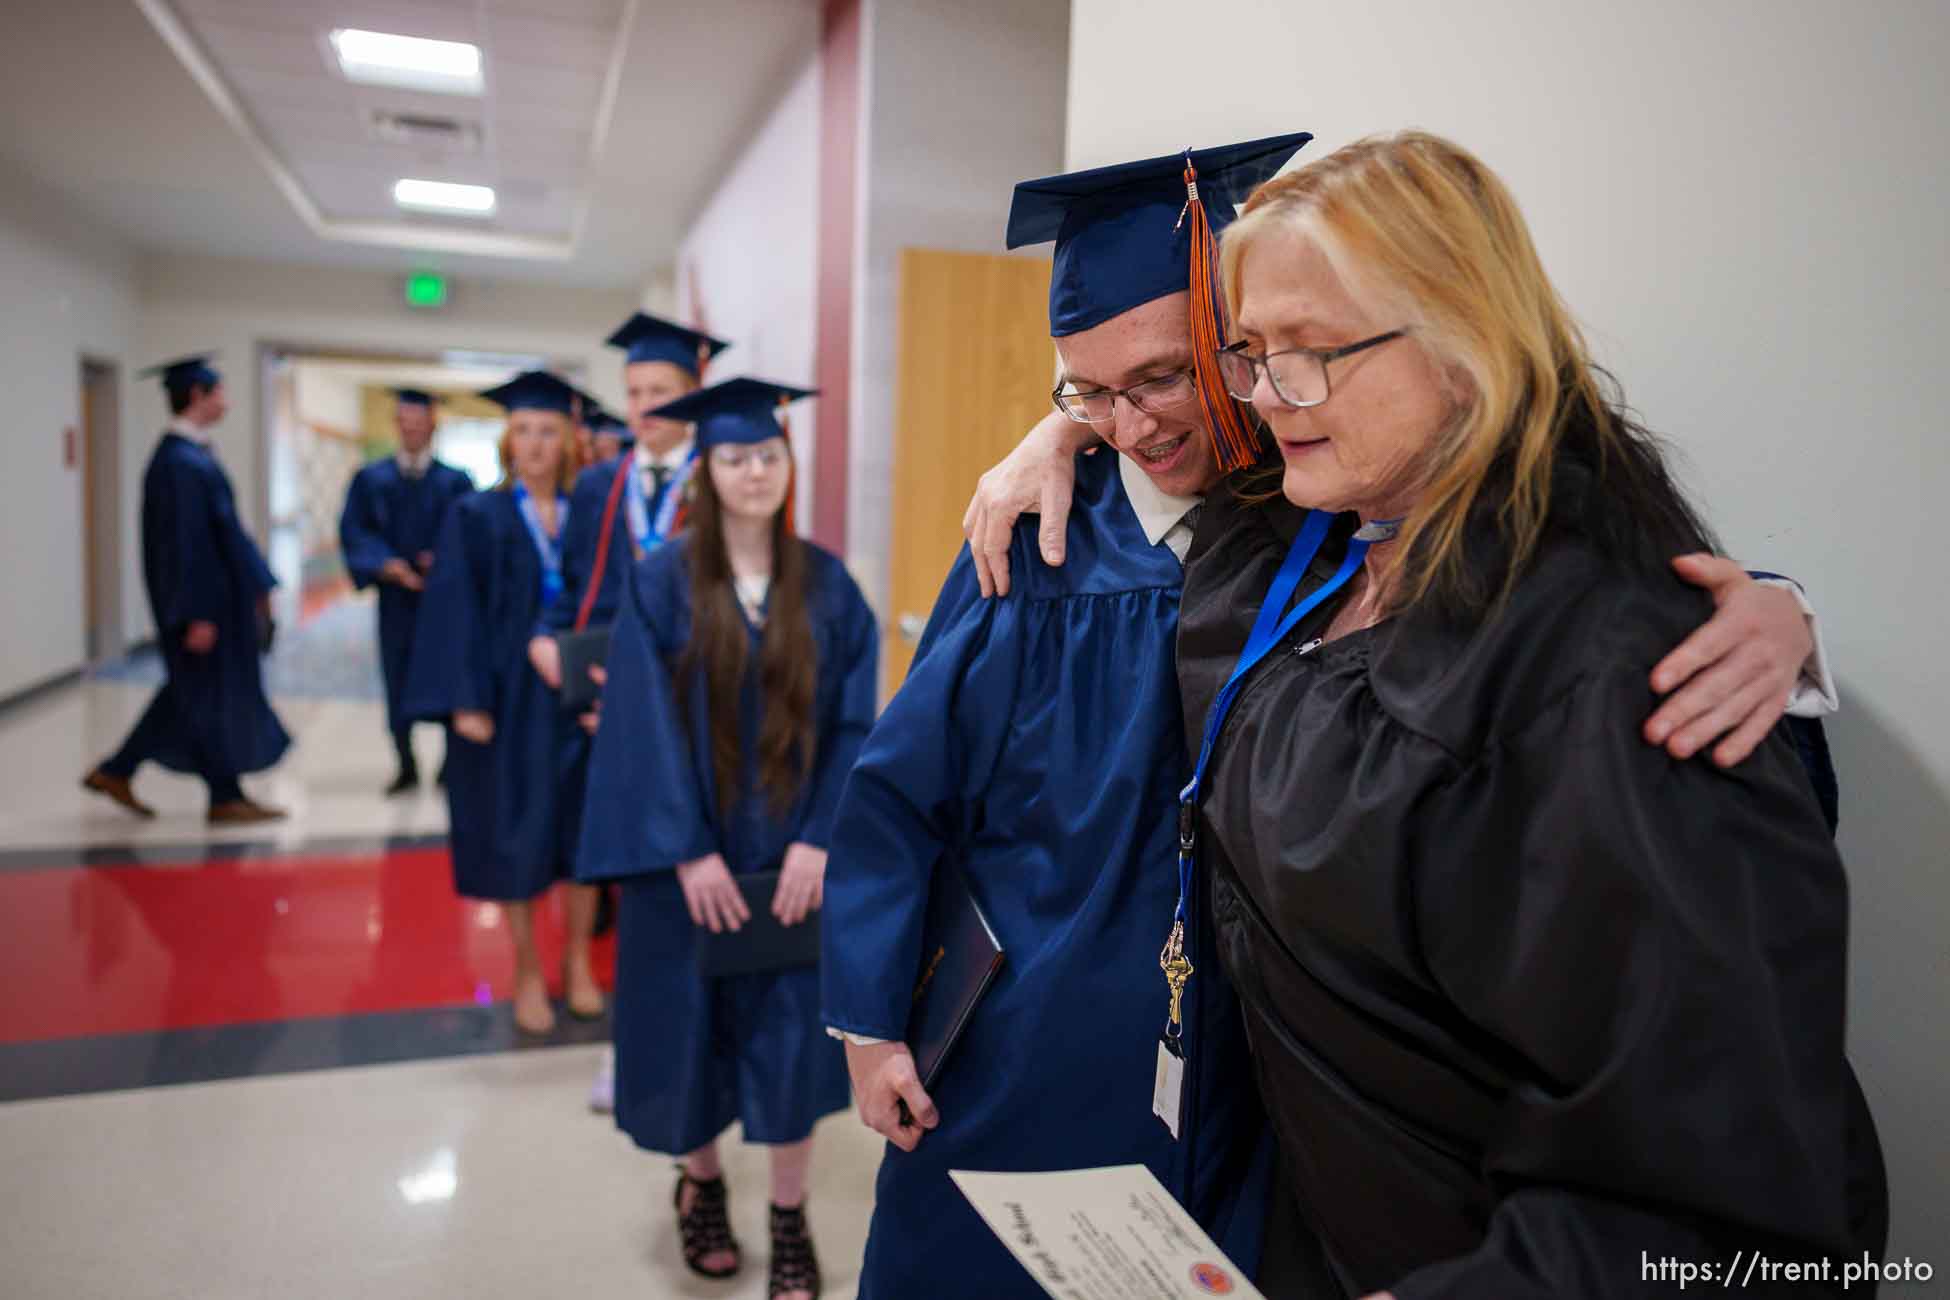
[904,860,1006,1093]
[696,870,822,978]
[553,626,612,712]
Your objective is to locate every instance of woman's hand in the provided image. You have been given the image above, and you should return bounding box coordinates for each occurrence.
[676,853,750,933]
[183,620,218,655]
[527,635,563,690]
[961,409,1094,598]
[1646,556,1814,766]
[380,557,425,591]
[453,709,495,745]
[772,842,827,926]
[577,664,606,736]
[844,1039,939,1152]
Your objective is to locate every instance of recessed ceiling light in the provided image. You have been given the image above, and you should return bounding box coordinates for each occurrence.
[331,28,483,96]
[393,179,496,217]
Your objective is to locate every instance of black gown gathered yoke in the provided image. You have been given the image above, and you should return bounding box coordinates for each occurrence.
[1176,462,1886,1299]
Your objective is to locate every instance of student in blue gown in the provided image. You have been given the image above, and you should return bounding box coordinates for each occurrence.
[589,408,630,467]
[578,379,873,1300]
[821,136,1839,1299]
[528,313,730,693]
[402,371,605,1036]
[338,388,474,794]
[83,354,290,825]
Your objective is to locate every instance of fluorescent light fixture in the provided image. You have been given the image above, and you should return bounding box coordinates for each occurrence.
[331,28,483,96]
[394,179,496,217]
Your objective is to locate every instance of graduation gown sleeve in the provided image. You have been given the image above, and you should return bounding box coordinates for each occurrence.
[338,467,394,590]
[819,546,1024,1041]
[796,580,880,850]
[575,548,719,880]
[145,452,228,632]
[1386,663,1876,1299]
[401,500,495,720]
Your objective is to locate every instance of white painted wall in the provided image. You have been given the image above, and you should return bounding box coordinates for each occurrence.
[674,49,823,533]
[847,0,1071,618]
[131,254,640,644]
[1066,0,1950,1260]
[0,169,142,698]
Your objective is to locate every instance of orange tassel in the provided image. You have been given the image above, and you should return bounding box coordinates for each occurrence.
[1181,157,1260,473]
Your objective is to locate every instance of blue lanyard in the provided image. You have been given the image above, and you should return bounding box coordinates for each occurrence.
[1172,509,1367,926]
[625,450,696,552]
[1159,509,1365,1045]
[513,483,570,607]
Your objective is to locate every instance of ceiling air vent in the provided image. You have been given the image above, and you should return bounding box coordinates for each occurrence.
[369,109,482,153]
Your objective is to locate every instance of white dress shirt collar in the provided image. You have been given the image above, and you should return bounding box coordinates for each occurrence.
[635,436,695,473]
[1118,453,1203,562]
[396,448,434,477]
[166,416,211,448]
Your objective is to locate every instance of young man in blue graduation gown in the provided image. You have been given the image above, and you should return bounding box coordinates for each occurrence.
[820,136,1840,1299]
[528,313,730,693]
[402,371,605,1035]
[577,379,874,1298]
[83,355,290,824]
[338,388,474,794]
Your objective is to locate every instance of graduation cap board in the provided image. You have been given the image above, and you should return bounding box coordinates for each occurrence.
[478,370,583,415]
[137,353,222,393]
[393,388,434,407]
[649,377,817,451]
[605,312,731,379]
[1006,131,1312,470]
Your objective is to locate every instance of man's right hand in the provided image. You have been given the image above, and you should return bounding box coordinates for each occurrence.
[675,853,750,933]
[183,621,218,654]
[452,709,495,745]
[961,408,1093,598]
[845,1040,939,1152]
[380,557,425,592]
[527,635,563,690]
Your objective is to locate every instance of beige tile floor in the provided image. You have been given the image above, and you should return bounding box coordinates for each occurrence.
[0,680,449,852]
[0,1046,883,1300]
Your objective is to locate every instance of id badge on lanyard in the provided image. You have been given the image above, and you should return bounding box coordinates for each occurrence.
[1156,508,1369,1138]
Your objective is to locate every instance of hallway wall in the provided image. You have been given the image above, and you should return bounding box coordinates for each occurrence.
[0,167,143,699]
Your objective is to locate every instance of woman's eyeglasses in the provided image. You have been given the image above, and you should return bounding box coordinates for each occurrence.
[709,445,790,471]
[1215,330,1405,408]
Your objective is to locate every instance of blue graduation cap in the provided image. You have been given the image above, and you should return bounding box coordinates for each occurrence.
[649,377,816,450]
[137,352,222,394]
[478,370,582,415]
[605,312,731,378]
[393,387,434,407]
[1007,132,1311,337]
[1006,131,1312,470]
[589,409,629,436]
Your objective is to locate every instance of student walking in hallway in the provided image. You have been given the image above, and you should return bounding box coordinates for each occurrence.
[339,387,474,795]
[82,354,290,825]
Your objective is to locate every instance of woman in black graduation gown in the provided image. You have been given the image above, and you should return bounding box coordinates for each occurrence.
[1177,132,1887,1298]
[403,371,606,1036]
[577,378,874,1300]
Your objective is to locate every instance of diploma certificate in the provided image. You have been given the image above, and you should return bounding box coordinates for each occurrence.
[949,1164,1265,1300]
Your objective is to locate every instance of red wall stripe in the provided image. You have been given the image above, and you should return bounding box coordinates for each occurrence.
[812,0,861,553]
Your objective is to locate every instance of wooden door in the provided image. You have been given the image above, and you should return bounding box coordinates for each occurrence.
[885,249,1053,696]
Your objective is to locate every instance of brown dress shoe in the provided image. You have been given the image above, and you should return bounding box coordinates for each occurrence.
[207,799,288,825]
[82,770,156,819]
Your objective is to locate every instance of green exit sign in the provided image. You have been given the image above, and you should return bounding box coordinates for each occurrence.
[404,272,449,308]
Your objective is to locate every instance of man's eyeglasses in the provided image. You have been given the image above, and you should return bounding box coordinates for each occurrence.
[1215,330,1405,408]
[1051,367,1200,425]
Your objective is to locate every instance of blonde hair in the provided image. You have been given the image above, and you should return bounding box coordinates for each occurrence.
[1220,130,1680,614]
[495,409,579,494]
